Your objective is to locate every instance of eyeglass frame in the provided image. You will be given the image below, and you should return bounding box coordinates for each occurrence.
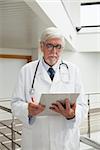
[43,42,64,51]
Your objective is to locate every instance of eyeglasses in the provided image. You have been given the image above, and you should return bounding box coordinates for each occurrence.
[44,43,63,51]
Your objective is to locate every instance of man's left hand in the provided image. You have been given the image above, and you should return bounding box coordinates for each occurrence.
[50,99,76,119]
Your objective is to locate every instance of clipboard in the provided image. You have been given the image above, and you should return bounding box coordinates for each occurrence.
[39,93,79,116]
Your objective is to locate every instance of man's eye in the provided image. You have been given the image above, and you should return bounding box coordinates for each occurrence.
[56,44,62,49]
[47,44,52,48]
[46,44,53,48]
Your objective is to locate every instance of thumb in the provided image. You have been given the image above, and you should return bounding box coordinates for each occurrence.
[66,98,70,113]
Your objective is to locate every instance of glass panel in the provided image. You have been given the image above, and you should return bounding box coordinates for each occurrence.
[81,4,100,26]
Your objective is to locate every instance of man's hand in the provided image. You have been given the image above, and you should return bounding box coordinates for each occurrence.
[28,98,45,116]
[50,99,76,119]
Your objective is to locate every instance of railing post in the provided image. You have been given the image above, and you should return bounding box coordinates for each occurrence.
[11,115,15,150]
[87,94,91,138]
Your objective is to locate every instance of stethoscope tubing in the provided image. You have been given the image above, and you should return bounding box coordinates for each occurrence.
[31,60,40,89]
[59,60,68,70]
[31,60,69,91]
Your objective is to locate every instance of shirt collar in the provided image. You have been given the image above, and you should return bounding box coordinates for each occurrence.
[42,57,61,72]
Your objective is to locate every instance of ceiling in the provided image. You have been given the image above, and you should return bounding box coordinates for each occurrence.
[0,0,44,50]
[0,0,99,50]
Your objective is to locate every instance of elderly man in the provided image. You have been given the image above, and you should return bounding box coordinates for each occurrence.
[12,27,87,150]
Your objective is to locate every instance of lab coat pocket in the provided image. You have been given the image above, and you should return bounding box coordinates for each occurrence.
[61,73,69,82]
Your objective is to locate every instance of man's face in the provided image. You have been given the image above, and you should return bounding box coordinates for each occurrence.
[41,38,63,66]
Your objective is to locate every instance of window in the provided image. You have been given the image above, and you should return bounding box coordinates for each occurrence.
[81,3,100,26]
[80,2,100,32]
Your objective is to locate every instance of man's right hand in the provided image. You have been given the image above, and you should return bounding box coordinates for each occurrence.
[28,98,45,116]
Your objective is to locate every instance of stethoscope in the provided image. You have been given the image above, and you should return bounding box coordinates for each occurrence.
[29,60,70,95]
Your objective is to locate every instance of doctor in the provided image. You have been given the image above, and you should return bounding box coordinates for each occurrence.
[12,27,87,150]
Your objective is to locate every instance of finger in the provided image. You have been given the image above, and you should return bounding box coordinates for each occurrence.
[66,99,70,113]
[50,107,60,113]
[56,101,65,111]
[72,103,76,112]
[31,97,34,102]
[29,102,40,109]
[50,104,60,113]
[50,103,59,110]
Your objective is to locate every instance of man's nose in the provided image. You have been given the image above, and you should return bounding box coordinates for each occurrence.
[51,47,57,53]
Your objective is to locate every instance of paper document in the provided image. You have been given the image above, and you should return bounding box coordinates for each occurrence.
[39,93,79,116]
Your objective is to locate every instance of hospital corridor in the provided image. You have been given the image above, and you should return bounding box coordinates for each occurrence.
[0,0,100,150]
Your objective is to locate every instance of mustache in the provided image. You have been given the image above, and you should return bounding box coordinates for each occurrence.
[49,55,57,57]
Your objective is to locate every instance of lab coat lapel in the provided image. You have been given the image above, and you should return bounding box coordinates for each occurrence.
[37,61,51,83]
[37,60,61,84]
[40,63,61,84]
[53,67,60,83]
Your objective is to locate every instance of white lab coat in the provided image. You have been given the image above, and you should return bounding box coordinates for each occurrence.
[11,59,87,150]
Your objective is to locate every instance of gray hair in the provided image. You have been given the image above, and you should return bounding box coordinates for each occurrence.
[40,27,65,47]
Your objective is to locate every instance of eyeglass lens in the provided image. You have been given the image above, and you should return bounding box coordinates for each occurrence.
[45,43,62,50]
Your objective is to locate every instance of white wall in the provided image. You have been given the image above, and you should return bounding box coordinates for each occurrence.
[77,33,100,52]
[1,50,99,97]
[0,58,26,98]
[97,53,100,91]
[62,51,99,93]
[0,48,37,99]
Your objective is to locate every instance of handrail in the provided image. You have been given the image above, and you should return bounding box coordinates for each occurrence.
[85,92,100,95]
[1,142,10,150]
[0,105,11,113]
[0,100,21,150]
[80,136,100,149]
[0,121,21,136]
[85,93,100,138]
[90,108,100,113]
[0,94,100,150]
[0,131,21,147]
[0,98,11,101]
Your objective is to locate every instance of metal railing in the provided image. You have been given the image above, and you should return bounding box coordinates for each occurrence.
[0,94,100,150]
[86,93,100,138]
[80,136,100,150]
[0,99,21,150]
[80,93,100,149]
